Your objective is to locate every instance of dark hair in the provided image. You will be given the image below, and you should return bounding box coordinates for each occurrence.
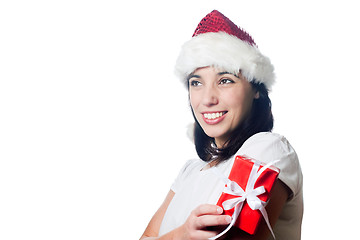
[191,82,273,162]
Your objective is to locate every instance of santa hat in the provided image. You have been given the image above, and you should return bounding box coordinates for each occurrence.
[175,10,275,90]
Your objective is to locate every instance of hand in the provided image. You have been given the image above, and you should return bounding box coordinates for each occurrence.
[174,204,232,240]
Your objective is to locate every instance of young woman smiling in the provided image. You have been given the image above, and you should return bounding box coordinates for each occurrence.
[189,68,258,149]
[140,10,303,240]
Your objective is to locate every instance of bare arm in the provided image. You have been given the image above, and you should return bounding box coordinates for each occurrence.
[140,190,175,240]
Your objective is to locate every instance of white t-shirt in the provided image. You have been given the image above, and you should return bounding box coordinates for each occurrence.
[159,132,303,240]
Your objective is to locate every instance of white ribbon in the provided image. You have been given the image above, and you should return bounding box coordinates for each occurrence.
[209,159,279,240]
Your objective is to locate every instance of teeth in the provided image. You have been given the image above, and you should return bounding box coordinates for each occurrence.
[204,112,224,120]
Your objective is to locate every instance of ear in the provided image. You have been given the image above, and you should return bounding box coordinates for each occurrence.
[254,91,260,99]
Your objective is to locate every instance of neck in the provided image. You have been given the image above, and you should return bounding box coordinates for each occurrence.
[214,138,227,149]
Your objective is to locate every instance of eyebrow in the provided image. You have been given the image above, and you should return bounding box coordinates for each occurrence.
[187,74,201,81]
[187,71,239,81]
[217,71,239,78]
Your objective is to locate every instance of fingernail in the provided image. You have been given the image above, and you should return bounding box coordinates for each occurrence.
[225,215,232,223]
[217,207,223,214]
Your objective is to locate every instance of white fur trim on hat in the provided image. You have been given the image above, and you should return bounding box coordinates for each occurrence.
[175,32,275,90]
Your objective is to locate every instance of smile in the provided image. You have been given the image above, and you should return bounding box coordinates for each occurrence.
[202,111,227,124]
[203,111,226,119]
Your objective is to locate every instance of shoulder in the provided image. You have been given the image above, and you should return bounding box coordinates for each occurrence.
[238,132,303,198]
[239,132,295,159]
[242,132,290,148]
[179,158,204,174]
[170,158,204,193]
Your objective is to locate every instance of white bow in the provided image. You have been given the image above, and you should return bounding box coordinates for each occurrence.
[209,159,279,240]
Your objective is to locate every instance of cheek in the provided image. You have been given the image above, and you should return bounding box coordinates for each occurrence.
[227,92,254,117]
[189,92,199,110]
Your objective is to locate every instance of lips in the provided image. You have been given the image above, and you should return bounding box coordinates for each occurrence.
[201,111,227,124]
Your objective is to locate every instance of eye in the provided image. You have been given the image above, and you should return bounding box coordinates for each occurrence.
[189,80,202,87]
[219,78,235,85]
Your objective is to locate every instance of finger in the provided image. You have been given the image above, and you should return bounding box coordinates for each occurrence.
[192,204,223,217]
[196,215,232,229]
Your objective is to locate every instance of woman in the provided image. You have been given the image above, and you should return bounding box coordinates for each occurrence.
[140,10,303,240]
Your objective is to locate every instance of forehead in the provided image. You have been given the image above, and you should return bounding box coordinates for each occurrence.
[192,66,226,74]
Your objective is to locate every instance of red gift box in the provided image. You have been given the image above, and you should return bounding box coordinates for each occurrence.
[216,155,280,235]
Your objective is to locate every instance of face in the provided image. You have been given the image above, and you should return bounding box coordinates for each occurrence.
[188,66,259,147]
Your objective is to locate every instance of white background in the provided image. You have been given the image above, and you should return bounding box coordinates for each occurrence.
[1,0,359,239]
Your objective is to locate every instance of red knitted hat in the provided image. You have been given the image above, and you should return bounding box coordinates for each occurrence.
[175,10,275,90]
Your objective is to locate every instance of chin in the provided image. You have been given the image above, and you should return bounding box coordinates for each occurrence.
[203,129,228,140]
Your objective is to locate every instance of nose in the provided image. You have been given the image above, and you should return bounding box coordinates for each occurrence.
[202,85,219,107]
